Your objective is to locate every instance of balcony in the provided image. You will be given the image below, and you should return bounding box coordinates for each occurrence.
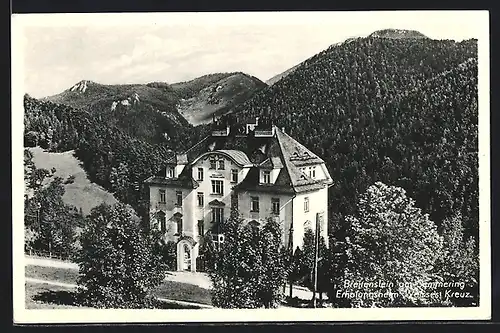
[254,128,275,137]
[211,127,230,137]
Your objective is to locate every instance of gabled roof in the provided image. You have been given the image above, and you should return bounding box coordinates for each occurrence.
[208,199,226,206]
[274,127,329,191]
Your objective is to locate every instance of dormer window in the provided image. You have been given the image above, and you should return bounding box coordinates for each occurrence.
[218,159,225,170]
[166,166,174,178]
[263,170,271,184]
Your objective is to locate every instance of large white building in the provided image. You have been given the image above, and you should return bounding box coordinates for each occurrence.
[145,117,333,272]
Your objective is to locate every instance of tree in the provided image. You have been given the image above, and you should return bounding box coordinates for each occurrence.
[24,160,79,259]
[24,226,38,254]
[199,230,218,272]
[149,229,177,271]
[433,213,479,306]
[256,218,287,308]
[76,203,167,308]
[209,202,286,308]
[209,205,257,308]
[342,182,443,307]
[292,227,329,303]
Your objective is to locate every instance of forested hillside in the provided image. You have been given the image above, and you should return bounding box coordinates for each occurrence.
[228,36,479,241]
[44,80,190,145]
[23,95,210,220]
[44,72,265,135]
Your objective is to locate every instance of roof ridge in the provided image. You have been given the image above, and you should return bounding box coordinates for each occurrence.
[273,128,296,190]
[181,135,210,155]
[276,127,323,161]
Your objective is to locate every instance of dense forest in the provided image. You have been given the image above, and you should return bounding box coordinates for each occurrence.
[228,36,479,242]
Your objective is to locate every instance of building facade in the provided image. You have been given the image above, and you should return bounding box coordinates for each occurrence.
[145,117,333,272]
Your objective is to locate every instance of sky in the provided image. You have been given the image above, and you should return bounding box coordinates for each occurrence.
[13,11,488,98]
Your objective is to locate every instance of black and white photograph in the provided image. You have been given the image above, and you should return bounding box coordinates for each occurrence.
[11,10,490,323]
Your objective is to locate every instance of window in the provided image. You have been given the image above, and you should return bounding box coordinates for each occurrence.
[312,167,316,179]
[251,196,260,212]
[166,167,174,178]
[177,219,183,235]
[158,212,166,232]
[197,167,204,181]
[176,191,182,206]
[218,159,225,170]
[304,197,309,212]
[197,192,204,206]
[211,180,224,195]
[263,170,271,184]
[159,189,166,203]
[198,220,204,236]
[231,169,238,183]
[272,198,280,215]
[212,208,224,223]
[210,158,217,170]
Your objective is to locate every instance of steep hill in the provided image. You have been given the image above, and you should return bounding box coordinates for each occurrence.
[266,29,427,87]
[44,80,189,145]
[28,147,118,215]
[228,34,478,239]
[174,72,267,125]
[44,72,265,133]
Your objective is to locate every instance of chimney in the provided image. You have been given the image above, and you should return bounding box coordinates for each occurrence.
[282,127,285,133]
[255,117,259,126]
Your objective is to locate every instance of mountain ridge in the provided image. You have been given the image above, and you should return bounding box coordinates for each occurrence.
[44,72,266,127]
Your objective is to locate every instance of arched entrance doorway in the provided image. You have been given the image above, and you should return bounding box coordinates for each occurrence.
[176,236,198,272]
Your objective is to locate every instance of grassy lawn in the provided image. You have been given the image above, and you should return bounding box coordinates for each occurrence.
[25,265,212,307]
[25,282,87,309]
[26,281,203,309]
[26,265,79,285]
[152,281,212,305]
